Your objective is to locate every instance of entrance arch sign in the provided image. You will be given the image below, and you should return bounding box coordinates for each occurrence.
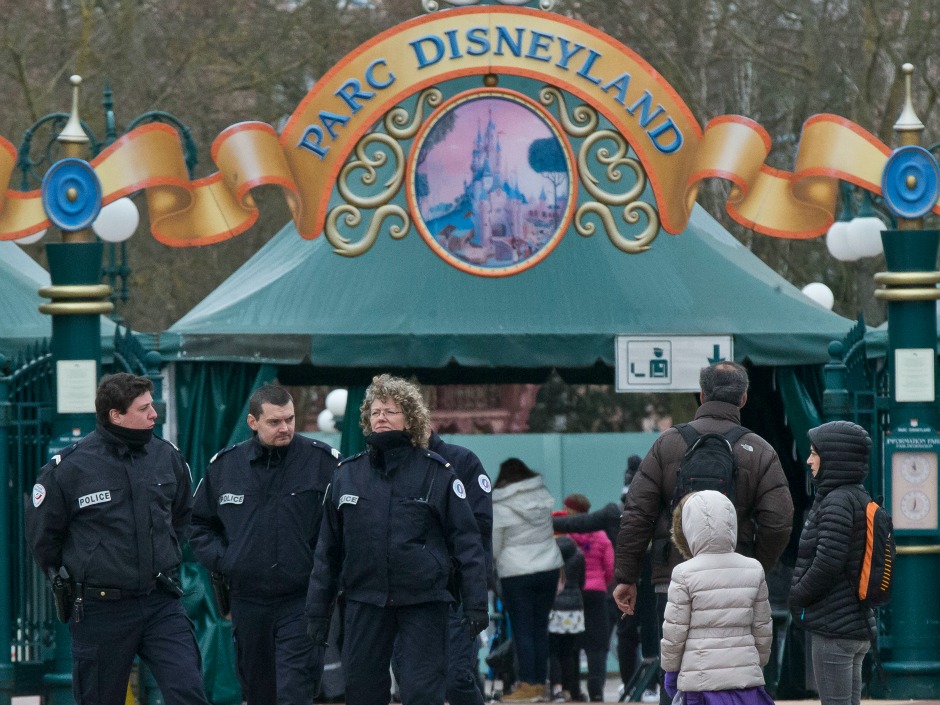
[0,2,933,257]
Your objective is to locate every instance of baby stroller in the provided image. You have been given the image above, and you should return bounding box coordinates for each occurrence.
[484,594,517,701]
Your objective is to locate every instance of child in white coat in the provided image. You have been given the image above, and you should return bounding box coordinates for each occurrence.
[660,490,775,705]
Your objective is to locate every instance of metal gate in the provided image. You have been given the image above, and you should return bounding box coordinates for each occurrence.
[0,341,56,696]
[1,326,160,700]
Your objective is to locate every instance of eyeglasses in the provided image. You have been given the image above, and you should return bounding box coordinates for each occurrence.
[370,409,403,420]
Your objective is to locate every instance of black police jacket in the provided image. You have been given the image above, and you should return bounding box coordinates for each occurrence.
[25,424,193,594]
[306,431,488,618]
[190,434,338,600]
[428,433,493,576]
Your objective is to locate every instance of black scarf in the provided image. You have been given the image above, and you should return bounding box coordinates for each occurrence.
[366,430,413,471]
[101,421,153,450]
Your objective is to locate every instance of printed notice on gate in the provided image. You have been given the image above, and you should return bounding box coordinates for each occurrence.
[895,349,935,403]
[56,360,97,414]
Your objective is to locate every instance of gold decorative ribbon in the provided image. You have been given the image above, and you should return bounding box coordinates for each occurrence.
[0,7,920,246]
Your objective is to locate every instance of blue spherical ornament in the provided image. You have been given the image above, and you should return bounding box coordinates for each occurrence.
[881,145,940,220]
[40,157,103,232]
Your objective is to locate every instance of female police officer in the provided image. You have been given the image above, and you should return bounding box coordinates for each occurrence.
[306,374,489,705]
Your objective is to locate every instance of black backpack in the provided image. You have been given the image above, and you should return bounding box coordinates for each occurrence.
[842,485,895,608]
[670,424,750,510]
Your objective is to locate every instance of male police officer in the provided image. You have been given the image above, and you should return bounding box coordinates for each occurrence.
[25,373,208,705]
[190,384,338,705]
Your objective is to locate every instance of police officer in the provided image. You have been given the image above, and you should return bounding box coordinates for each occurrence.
[190,384,338,705]
[427,432,492,705]
[25,373,208,705]
[306,374,489,705]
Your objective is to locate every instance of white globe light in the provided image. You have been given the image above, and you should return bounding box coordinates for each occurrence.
[847,216,885,259]
[93,197,140,243]
[802,282,835,310]
[825,221,859,262]
[317,409,336,433]
[325,388,348,418]
[15,228,46,245]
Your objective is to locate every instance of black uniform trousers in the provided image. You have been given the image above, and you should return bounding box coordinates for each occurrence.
[69,590,207,705]
[231,594,322,705]
[344,600,449,705]
[445,604,485,705]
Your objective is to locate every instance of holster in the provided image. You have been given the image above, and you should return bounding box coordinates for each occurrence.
[447,558,461,603]
[50,567,74,624]
[210,571,230,615]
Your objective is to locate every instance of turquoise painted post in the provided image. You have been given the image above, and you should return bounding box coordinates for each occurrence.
[870,64,940,698]
[0,361,14,705]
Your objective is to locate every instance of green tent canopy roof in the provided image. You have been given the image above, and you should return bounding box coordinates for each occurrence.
[168,205,856,381]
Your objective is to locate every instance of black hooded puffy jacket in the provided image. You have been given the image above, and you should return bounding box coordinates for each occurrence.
[789,420,875,639]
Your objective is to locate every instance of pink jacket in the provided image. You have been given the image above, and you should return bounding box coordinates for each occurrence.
[571,530,614,592]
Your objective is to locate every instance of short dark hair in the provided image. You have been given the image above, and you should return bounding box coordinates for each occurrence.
[495,457,539,488]
[248,385,293,419]
[700,361,748,405]
[95,373,153,425]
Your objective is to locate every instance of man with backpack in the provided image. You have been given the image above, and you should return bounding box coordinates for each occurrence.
[612,361,793,704]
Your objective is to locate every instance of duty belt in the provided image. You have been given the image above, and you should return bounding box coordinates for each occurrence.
[76,584,134,600]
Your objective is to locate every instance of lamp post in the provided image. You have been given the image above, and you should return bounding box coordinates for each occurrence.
[819,180,892,324]
[871,63,940,698]
[13,74,196,705]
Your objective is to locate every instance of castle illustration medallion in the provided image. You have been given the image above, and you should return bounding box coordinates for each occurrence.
[407,89,576,276]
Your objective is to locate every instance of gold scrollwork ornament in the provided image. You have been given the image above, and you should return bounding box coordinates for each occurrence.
[324,204,411,258]
[575,129,659,253]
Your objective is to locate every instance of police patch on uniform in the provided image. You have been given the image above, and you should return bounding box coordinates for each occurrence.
[331,448,341,459]
[32,484,46,507]
[219,494,244,505]
[453,479,467,499]
[78,490,112,509]
[338,494,359,507]
[478,475,492,493]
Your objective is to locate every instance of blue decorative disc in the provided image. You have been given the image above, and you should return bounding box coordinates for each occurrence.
[881,145,940,220]
[41,157,102,231]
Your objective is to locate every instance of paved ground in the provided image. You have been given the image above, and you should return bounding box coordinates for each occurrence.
[12,677,940,704]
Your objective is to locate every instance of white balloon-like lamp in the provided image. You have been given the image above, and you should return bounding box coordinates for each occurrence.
[802,282,835,310]
[15,228,47,245]
[825,221,859,262]
[325,389,348,418]
[93,197,140,243]
[317,409,337,433]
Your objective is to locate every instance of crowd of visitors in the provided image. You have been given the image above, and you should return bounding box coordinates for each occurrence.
[25,362,879,705]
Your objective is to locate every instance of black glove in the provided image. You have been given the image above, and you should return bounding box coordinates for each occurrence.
[307,617,330,646]
[460,608,489,637]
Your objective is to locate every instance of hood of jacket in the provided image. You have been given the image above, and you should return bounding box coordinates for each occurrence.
[673,490,737,558]
[807,420,871,495]
[493,475,554,525]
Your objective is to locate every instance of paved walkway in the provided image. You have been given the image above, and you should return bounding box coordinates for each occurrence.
[12,678,940,704]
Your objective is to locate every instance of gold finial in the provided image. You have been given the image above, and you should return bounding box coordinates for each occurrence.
[894,63,924,139]
[58,75,89,145]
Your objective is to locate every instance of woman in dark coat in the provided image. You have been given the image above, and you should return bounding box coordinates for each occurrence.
[789,420,876,705]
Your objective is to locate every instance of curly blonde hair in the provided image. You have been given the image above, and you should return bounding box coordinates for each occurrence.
[359,374,431,447]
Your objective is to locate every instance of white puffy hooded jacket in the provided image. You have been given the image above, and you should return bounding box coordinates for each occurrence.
[660,490,772,693]
[492,475,563,579]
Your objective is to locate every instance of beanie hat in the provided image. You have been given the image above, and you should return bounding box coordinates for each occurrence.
[563,493,591,513]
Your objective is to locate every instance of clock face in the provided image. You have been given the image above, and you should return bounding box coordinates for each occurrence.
[901,453,934,484]
[900,490,932,522]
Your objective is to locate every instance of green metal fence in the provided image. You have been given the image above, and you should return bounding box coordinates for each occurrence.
[0,341,56,700]
[0,326,160,703]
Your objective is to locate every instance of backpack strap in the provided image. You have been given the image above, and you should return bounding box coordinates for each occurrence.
[722,426,751,446]
[675,423,700,449]
[675,423,750,449]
